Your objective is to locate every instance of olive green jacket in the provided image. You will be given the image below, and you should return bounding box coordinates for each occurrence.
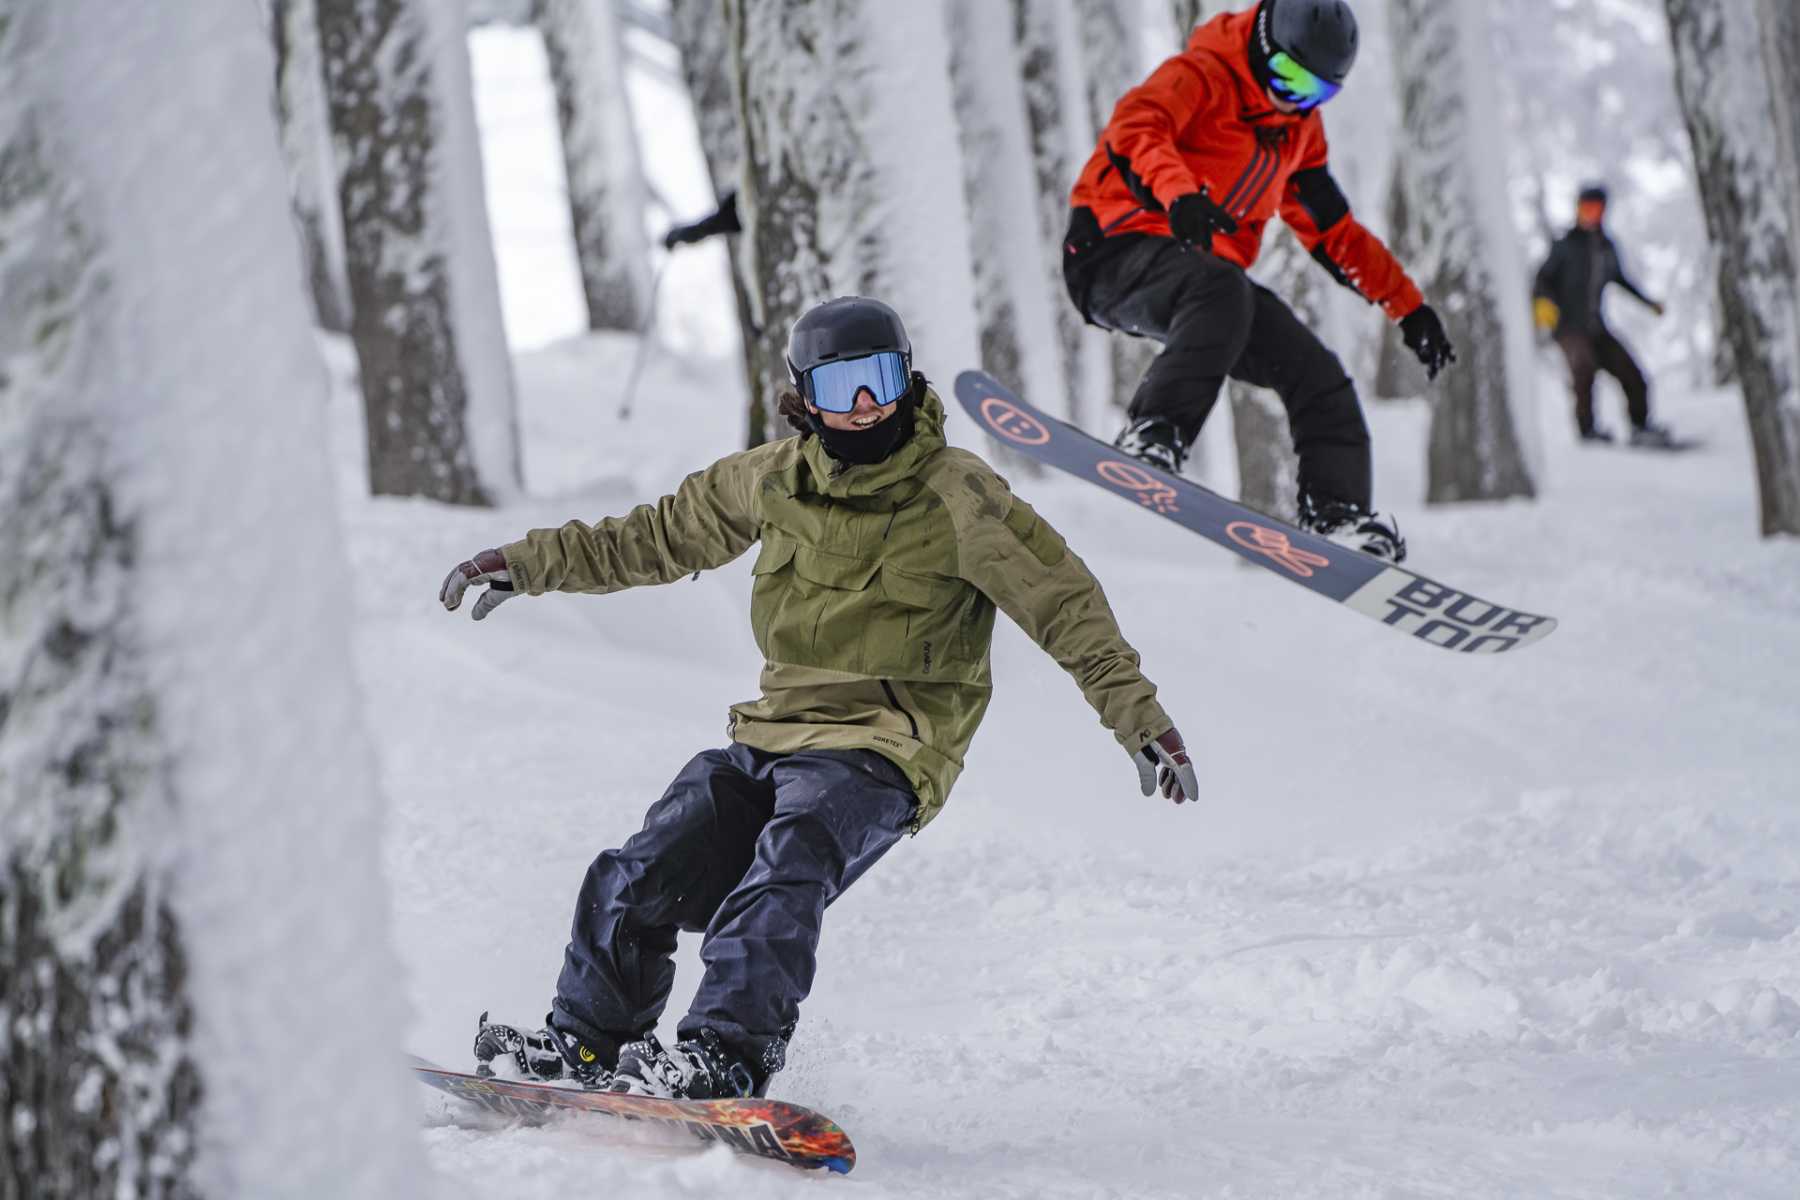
[500,389,1170,827]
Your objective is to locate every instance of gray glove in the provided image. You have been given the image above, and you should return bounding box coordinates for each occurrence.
[440,548,516,621]
[1134,728,1198,805]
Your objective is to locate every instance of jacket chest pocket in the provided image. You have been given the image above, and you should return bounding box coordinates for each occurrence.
[748,536,972,679]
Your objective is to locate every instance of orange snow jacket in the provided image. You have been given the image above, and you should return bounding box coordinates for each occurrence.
[1069,8,1424,322]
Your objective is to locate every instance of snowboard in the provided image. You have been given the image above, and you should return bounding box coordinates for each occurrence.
[411,1057,856,1173]
[955,370,1558,654]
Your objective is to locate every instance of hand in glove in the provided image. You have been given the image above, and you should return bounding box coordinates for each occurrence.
[1532,297,1560,332]
[1168,190,1238,250]
[440,549,516,621]
[1400,304,1457,381]
[1133,728,1198,806]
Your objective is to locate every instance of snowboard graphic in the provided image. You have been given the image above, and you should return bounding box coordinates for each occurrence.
[411,1058,856,1173]
[955,370,1558,654]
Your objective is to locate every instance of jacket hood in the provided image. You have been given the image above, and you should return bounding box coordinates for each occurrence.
[1188,8,1312,124]
[800,383,948,498]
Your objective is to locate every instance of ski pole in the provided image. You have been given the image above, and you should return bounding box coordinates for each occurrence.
[617,258,668,422]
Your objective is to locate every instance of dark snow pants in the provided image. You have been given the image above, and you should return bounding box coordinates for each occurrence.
[551,743,917,1081]
[1555,328,1650,435]
[1065,226,1372,510]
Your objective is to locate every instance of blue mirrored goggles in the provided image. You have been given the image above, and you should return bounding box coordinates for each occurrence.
[802,351,911,414]
[1268,50,1342,110]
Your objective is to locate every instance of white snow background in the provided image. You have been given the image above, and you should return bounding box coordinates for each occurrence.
[356,22,1800,1200]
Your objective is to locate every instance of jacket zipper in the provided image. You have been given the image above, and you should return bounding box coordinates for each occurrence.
[880,679,920,740]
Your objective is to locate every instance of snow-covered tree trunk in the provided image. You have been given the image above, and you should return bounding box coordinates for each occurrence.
[1667,0,1800,535]
[1013,0,1111,429]
[1169,0,1206,42]
[1390,0,1536,504]
[729,0,979,416]
[317,0,520,504]
[535,0,654,332]
[3,1,423,1195]
[1074,0,1161,421]
[669,0,770,446]
[946,1,1066,427]
[1372,161,1429,399]
[1,18,199,1194]
[270,0,353,332]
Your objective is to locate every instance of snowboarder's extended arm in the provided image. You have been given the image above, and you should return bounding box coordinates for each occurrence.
[1278,143,1423,322]
[441,448,769,618]
[1279,133,1451,377]
[1610,243,1664,315]
[503,454,763,594]
[934,458,1195,802]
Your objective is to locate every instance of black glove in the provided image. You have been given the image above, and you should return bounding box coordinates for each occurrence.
[1400,304,1457,380]
[1168,190,1238,250]
[662,192,741,249]
[440,548,517,621]
[1133,728,1198,806]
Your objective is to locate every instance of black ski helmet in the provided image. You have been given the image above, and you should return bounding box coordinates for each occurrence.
[1249,0,1360,98]
[785,296,912,389]
[1578,182,1609,206]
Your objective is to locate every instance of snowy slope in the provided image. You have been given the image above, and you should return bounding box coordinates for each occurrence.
[345,326,1800,1197]
[348,25,1800,1200]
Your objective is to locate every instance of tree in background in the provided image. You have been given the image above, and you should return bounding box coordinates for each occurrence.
[946,0,1066,442]
[1389,0,1537,504]
[1371,163,1430,399]
[536,0,655,332]
[1074,0,1161,420]
[728,0,979,416]
[3,1,421,1194]
[269,0,353,332]
[668,0,771,446]
[1666,0,1800,535]
[317,0,520,503]
[1013,0,1112,429]
[1,12,198,1193]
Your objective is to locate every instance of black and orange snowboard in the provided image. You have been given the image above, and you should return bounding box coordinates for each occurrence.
[955,369,1557,654]
[411,1057,855,1173]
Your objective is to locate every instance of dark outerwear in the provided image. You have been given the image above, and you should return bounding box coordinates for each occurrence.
[1533,226,1656,336]
[1065,226,1372,511]
[1555,329,1651,436]
[551,744,917,1079]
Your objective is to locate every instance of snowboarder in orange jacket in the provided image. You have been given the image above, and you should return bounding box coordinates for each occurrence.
[1065,0,1454,562]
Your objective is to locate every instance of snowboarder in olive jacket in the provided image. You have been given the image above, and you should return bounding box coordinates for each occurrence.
[439,297,1196,1102]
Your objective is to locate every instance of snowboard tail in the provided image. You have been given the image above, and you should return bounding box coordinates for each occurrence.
[411,1057,855,1173]
[955,370,1557,653]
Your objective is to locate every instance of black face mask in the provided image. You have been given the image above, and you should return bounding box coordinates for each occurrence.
[808,388,917,466]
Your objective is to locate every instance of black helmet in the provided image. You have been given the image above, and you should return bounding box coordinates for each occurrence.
[785,296,912,388]
[1249,0,1359,104]
[1578,182,1609,205]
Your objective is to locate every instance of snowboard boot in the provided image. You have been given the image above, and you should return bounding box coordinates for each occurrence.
[1578,426,1616,444]
[472,1011,619,1088]
[1299,495,1407,564]
[1629,422,1677,449]
[1113,417,1186,476]
[606,1030,764,1100]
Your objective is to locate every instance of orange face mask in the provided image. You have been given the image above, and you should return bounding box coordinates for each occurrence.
[1577,200,1607,226]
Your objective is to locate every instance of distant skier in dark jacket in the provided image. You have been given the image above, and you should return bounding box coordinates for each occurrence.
[1064,0,1456,564]
[1533,184,1674,447]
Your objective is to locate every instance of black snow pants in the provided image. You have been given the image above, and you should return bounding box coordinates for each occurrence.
[551,743,916,1081]
[1554,328,1650,435]
[1065,224,1372,511]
